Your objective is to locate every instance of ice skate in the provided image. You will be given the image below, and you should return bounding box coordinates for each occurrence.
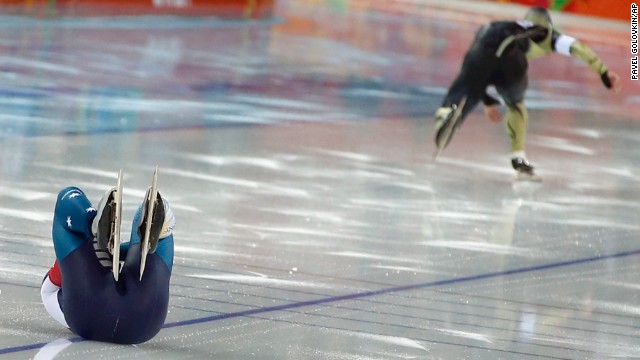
[512,157,541,182]
[92,169,124,280]
[434,96,467,159]
[139,167,165,280]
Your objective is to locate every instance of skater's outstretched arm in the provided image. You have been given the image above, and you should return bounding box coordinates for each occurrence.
[566,39,621,92]
[549,33,622,93]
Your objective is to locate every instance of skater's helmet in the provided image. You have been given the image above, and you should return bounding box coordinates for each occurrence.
[524,6,553,28]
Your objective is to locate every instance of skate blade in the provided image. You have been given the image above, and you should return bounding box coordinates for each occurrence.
[140,166,159,281]
[112,169,123,282]
[433,97,466,160]
[434,147,443,160]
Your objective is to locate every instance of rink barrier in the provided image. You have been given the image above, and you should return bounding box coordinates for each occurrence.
[494,0,629,21]
[0,0,275,18]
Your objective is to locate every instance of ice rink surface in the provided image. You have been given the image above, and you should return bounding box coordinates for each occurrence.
[1,0,640,358]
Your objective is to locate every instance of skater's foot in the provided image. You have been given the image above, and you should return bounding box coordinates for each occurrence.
[138,190,176,250]
[92,187,118,255]
[434,97,467,153]
[511,157,534,173]
[138,189,166,255]
[434,107,455,149]
[511,157,541,181]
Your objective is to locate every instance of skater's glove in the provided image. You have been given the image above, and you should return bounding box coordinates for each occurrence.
[600,71,612,88]
[601,70,621,93]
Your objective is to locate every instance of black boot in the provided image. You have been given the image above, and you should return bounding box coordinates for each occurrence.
[511,157,541,181]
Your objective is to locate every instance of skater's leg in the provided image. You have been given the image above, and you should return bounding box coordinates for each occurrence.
[434,45,493,151]
[435,74,480,127]
[434,70,483,151]
[110,195,174,344]
[52,187,97,261]
[124,193,175,274]
[52,187,115,274]
[504,101,528,154]
[434,91,480,150]
[495,66,537,176]
[40,261,68,327]
[45,187,114,332]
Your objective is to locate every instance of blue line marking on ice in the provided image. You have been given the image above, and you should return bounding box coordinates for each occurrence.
[163,247,640,328]
[2,247,640,355]
[0,337,84,355]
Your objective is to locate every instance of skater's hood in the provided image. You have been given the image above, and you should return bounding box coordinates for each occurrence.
[523,6,553,29]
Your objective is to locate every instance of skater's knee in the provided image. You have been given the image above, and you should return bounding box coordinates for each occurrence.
[57,187,85,203]
[506,103,527,119]
[54,187,96,237]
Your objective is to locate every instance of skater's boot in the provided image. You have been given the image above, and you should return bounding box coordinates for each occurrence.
[511,157,534,174]
[512,157,541,181]
[434,106,455,149]
[434,97,468,153]
[92,187,118,255]
[138,189,167,255]
[139,190,176,247]
[138,168,175,279]
[158,195,176,242]
[133,189,175,279]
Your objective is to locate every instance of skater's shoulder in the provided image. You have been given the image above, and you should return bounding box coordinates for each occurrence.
[487,20,524,28]
[484,20,541,36]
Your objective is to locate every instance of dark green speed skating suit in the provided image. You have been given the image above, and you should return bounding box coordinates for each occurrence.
[434,7,615,174]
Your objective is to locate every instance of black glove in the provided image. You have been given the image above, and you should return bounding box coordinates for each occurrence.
[601,71,612,89]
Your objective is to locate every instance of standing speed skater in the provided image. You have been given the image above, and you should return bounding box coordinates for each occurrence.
[434,6,621,180]
[40,169,176,344]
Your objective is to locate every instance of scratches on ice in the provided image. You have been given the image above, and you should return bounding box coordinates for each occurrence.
[255,207,345,223]
[337,330,428,352]
[434,157,512,175]
[573,299,640,316]
[186,273,331,289]
[3,56,82,75]
[372,265,445,275]
[162,167,311,198]
[530,135,595,155]
[181,153,283,170]
[316,150,375,163]
[0,266,48,278]
[0,207,50,222]
[231,94,330,111]
[604,281,640,290]
[33,163,121,179]
[354,333,427,351]
[232,223,359,240]
[175,245,250,258]
[74,181,147,198]
[421,241,534,257]
[435,328,493,344]
[0,186,50,201]
[546,218,640,231]
[328,251,424,265]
